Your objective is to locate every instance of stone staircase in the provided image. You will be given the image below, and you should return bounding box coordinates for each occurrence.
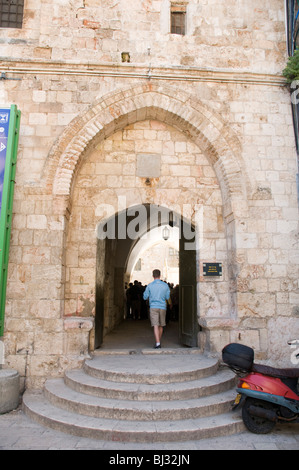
[22,350,245,443]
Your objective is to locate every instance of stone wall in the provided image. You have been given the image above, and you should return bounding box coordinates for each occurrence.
[0,0,298,388]
[0,0,287,72]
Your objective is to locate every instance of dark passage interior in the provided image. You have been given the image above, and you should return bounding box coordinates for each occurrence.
[100,317,180,351]
[95,204,198,350]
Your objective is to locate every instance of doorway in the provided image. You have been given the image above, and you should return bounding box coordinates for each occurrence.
[94,204,198,350]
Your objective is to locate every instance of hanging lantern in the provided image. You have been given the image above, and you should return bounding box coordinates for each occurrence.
[162,225,170,240]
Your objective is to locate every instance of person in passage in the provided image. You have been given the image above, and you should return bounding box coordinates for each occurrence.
[143,269,170,349]
[130,280,142,320]
[125,282,133,319]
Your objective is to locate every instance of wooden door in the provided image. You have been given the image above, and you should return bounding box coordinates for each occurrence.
[179,221,198,347]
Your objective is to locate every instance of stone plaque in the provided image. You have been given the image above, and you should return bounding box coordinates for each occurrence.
[136,154,161,178]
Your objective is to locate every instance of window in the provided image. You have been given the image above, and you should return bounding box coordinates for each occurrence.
[171,3,186,35]
[0,0,24,29]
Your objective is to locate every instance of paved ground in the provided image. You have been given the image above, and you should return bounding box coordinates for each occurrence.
[0,406,298,450]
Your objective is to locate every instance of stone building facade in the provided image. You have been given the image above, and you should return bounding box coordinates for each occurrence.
[0,0,298,389]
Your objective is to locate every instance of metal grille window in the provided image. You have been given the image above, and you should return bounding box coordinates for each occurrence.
[0,0,24,29]
[171,3,186,35]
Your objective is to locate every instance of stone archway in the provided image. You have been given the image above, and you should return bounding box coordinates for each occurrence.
[44,83,250,205]
[45,82,250,354]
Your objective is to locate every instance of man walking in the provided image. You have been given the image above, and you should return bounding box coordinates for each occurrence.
[143,269,170,349]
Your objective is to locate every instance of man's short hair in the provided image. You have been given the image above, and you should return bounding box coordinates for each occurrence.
[152,269,161,278]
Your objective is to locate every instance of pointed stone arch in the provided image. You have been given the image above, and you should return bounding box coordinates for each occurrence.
[45,82,252,353]
[43,82,250,215]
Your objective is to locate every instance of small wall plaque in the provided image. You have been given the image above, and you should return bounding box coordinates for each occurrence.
[203,262,222,277]
[136,154,161,178]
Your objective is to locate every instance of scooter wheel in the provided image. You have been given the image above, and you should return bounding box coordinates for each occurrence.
[242,397,276,434]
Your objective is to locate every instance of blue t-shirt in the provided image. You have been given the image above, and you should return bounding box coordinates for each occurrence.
[143,279,170,310]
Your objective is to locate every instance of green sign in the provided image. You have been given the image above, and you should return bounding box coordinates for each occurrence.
[0,105,21,336]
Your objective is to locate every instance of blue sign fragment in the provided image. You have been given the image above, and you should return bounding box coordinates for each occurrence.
[0,108,11,218]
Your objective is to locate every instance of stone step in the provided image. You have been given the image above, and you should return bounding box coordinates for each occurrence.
[83,354,219,384]
[64,367,235,401]
[23,390,245,443]
[22,352,244,442]
[44,378,236,420]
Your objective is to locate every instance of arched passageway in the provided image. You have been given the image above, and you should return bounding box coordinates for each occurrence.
[95,204,198,349]
[54,83,248,357]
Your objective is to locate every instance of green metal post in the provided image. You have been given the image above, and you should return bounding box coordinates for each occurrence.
[0,105,21,336]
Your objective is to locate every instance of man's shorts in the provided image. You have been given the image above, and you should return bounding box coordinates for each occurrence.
[150,308,166,327]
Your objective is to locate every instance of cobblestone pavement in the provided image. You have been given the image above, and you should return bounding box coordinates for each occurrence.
[0,407,298,450]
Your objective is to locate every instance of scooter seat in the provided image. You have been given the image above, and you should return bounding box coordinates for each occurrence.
[252,363,299,379]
